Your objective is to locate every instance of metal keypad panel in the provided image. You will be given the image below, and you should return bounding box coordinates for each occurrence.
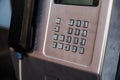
[52,17,89,54]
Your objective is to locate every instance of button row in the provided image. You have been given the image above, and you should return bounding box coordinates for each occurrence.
[53,34,86,46]
[54,26,87,37]
[68,28,87,37]
[68,19,89,28]
[52,42,84,54]
[55,18,89,28]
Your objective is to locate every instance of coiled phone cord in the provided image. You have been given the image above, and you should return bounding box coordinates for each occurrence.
[17,53,23,80]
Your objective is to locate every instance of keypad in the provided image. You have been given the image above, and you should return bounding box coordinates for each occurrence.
[52,17,89,54]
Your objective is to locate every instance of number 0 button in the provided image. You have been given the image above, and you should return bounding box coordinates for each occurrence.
[71,46,77,53]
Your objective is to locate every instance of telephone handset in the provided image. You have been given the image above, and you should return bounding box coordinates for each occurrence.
[8,0,36,53]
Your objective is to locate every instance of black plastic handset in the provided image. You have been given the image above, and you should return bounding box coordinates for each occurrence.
[8,0,36,53]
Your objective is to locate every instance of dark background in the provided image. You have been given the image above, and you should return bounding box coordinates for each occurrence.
[0,0,17,80]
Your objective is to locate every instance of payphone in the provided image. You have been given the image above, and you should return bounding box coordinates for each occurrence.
[9,0,120,80]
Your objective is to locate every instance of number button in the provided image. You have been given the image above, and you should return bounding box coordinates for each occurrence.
[68,19,74,26]
[73,37,79,44]
[58,43,64,49]
[59,35,65,41]
[64,44,70,51]
[68,28,73,34]
[81,30,87,37]
[55,18,61,24]
[79,47,84,54]
[66,36,72,43]
[80,38,86,46]
[74,29,80,36]
[54,26,60,32]
[83,21,89,28]
[71,46,77,53]
[75,20,81,27]
[52,42,57,48]
[53,34,59,40]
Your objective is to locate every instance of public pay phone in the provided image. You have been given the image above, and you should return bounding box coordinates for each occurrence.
[8,0,115,80]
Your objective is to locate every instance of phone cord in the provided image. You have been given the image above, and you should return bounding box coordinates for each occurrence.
[17,53,23,80]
